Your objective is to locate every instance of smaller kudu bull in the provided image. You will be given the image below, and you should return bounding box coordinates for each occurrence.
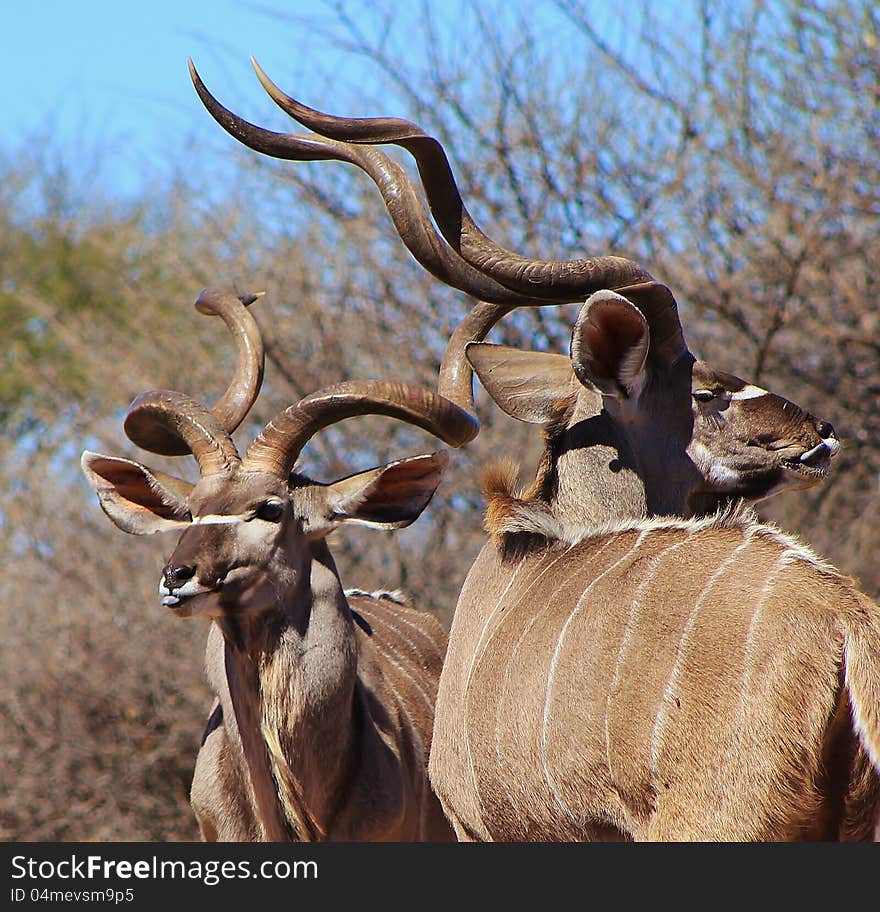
[82,288,477,841]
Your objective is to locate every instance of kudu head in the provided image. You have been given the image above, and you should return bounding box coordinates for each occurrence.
[462,285,839,521]
[187,61,839,521]
[82,287,476,624]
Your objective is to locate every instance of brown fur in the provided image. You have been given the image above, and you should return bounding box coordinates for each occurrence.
[482,460,567,560]
[431,288,845,842]
[194,587,453,842]
[430,507,880,841]
[523,396,578,504]
[82,450,456,843]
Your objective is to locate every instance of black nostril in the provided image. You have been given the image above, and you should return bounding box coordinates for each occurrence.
[163,564,196,588]
[816,420,836,440]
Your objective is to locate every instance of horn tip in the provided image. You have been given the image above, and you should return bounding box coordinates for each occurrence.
[193,286,265,314]
[240,290,266,307]
[250,54,272,85]
[194,286,225,315]
[250,58,294,112]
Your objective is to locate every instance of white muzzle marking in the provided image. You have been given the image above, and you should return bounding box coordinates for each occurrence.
[159,577,214,607]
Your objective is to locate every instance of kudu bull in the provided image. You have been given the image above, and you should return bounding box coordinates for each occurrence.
[185,68,877,839]
[187,59,840,522]
[82,287,477,841]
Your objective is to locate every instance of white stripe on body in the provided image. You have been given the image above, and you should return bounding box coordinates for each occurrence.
[461,553,530,802]
[363,628,436,716]
[363,598,447,659]
[603,533,696,788]
[462,544,581,806]
[540,533,648,826]
[354,601,439,666]
[649,530,755,777]
[491,546,618,822]
[739,553,787,713]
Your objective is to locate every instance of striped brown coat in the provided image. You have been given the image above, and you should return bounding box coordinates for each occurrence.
[430,499,880,841]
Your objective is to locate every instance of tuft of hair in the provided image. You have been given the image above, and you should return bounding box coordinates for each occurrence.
[482,459,522,535]
[482,460,563,553]
[481,459,520,502]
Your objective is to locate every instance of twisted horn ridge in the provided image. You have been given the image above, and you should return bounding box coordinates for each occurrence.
[190,59,545,307]
[129,286,266,458]
[189,61,674,422]
[244,380,479,479]
[248,59,654,301]
[124,390,240,476]
[194,286,266,433]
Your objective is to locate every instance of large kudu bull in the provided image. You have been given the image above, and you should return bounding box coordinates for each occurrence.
[185,65,878,841]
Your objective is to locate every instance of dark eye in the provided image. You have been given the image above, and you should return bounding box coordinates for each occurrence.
[693,389,717,403]
[255,500,285,522]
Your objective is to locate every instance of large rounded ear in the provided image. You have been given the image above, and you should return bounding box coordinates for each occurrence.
[614,281,687,367]
[570,290,650,399]
[81,451,193,535]
[465,343,577,424]
[319,451,449,531]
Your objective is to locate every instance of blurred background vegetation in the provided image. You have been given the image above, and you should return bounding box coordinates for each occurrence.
[2,0,878,840]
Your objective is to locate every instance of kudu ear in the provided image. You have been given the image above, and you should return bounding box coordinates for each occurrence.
[81,451,193,535]
[570,290,650,399]
[321,451,450,531]
[465,342,577,424]
[614,281,687,367]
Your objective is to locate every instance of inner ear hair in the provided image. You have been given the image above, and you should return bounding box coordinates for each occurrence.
[321,452,448,531]
[80,451,193,536]
[571,293,650,397]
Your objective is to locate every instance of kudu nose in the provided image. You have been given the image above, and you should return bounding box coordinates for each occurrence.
[163,564,197,590]
[799,417,841,469]
[815,419,836,441]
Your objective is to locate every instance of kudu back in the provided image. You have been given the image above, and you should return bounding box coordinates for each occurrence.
[82,288,478,841]
[440,485,880,841]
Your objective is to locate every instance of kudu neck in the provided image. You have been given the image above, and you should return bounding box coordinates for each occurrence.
[545,389,703,527]
[540,396,647,528]
[220,538,359,840]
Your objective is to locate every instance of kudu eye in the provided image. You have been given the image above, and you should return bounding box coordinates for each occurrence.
[255,500,285,522]
[693,389,717,403]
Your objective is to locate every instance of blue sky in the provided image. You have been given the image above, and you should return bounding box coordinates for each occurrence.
[2,1,640,203]
[1,1,356,199]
